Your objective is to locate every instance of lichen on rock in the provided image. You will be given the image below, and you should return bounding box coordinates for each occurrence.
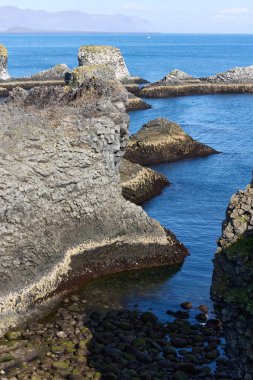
[78,45,131,81]
[0,44,10,80]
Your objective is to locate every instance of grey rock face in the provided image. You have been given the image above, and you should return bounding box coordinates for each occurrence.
[31,64,70,79]
[211,178,253,379]
[78,45,131,81]
[0,44,10,80]
[218,181,253,249]
[205,65,253,84]
[150,66,253,87]
[0,78,187,334]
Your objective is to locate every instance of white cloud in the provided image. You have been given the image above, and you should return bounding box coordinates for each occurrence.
[215,7,249,19]
[122,2,146,12]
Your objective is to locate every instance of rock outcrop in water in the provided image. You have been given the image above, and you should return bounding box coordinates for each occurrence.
[154,69,201,86]
[0,78,188,334]
[31,64,71,79]
[205,65,253,84]
[211,178,253,379]
[141,66,253,98]
[125,118,218,166]
[120,159,169,204]
[0,44,10,80]
[78,45,131,81]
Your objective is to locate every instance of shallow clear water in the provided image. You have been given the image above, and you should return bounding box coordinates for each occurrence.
[1,33,253,318]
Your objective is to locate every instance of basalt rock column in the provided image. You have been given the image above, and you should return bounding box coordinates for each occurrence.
[211,178,253,380]
[0,78,188,335]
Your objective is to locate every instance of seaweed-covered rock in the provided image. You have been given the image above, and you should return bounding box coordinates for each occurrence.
[125,118,218,166]
[120,159,169,204]
[127,93,151,111]
[141,66,253,98]
[78,45,131,81]
[0,44,10,80]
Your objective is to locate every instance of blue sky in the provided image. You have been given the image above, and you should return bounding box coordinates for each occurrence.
[0,0,252,33]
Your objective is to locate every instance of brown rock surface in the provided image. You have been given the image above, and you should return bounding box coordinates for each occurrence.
[125,118,218,166]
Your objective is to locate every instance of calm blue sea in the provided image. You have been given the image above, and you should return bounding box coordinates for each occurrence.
[1,33,253,318]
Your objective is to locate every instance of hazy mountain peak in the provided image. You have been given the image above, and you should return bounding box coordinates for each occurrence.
[0,6,151,33]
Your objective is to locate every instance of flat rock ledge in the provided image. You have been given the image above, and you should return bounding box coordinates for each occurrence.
[0,44,10,80]
[211,178,253,379]
[0,79,187,335]
[125,118,218,166]
[141,66,253,98]
[120,159,169,204]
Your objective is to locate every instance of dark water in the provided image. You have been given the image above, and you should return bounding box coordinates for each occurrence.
[1,33,253,318]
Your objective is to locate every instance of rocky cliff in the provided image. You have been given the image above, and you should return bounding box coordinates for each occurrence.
[0,78,187,334]
[78,45,131,81]
[0,44,10,80]
[211,178,253,379]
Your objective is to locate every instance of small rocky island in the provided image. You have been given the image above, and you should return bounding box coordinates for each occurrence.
[140,66,253,98]
[125,118,218,166]
[211,178,253,379]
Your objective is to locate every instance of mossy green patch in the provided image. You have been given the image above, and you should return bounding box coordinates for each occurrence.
[225,237,253,262]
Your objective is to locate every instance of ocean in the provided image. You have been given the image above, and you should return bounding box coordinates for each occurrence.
[1,33,253,318]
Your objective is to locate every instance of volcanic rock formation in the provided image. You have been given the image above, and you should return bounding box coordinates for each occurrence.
[141,66,253,98]
[125,118,218,166]
[211,178,253,380]
[120,159,169,204]
[0,79,187,334]
[0,44,10,80]
[78,45,131,81]
[31,64,71,79]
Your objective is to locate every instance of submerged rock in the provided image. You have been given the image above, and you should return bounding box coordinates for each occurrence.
[211,178,253,379]
[78,45,131,81]
[0,78,188,333]
[0,44,10,80]
[125,117,218,166]
[31,64,71,79]
[120,159,169,204]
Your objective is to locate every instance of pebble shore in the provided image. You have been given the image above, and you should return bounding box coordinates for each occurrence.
[0,294,233,380]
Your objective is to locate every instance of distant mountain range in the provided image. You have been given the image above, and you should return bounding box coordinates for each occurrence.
[0,6,150,33]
